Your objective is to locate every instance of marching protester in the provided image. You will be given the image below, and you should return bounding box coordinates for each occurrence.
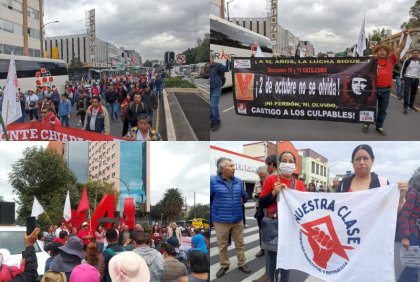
[108,251,150,282]
[150,225,163,251]
[121,94,132,136]
[210,157,250,278]
[161,242,187,282]
[307,182,316,192]
[210,52,230,132]
[125,114,161,141]
[178,250,209,282]
[83,96,111,135]
[58,93,71,127]
[40,105,61,126]
[168,222,182,243]
[362,29,410,136]
[82,242,105,281]
[141,85,158,127]
[329,177,340,192]
[102,228,126,282]
[258,151,306,282]
[76,88,90,127]
[393,57,405,100]
[95,224,105,252]
[25,89,39,121]
[126,93,149,128]
[105,83,120,123]
[78,222,93,247]
[252,166,268,258]
[44,242,63,274]
[69,264,100,282]
[265,155,278,176]
[398,172,420,282]
[401,49,420,114]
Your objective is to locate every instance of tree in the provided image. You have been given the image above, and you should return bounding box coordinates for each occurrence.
[188,204,210,220]
[143,60,153,67]
[160,188,184,221]
[196,34,210,63]
[9,146,79,227]
[149,202,162,222]
[402,1,420,28]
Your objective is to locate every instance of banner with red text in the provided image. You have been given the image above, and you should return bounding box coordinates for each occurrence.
[232,57,377,123]
[2,122,125,141]
[277,185,399,281]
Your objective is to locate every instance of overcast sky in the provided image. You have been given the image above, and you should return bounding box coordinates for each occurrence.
[0,142,48,202]
[44,0,210,60]
[211,141,420,183]
[150,142,209,206]
[227,0,414,53]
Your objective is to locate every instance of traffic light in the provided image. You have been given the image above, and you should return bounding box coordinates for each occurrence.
[164,51,175,64]
[164,51,169,64]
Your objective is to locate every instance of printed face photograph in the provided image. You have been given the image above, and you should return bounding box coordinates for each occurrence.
[351,77,368,95]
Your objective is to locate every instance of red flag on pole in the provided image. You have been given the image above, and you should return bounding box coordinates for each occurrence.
[77,186,90,214]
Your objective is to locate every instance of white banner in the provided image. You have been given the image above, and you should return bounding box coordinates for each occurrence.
[354,16,367,57]
[1,51,22,125]
[63,190,72,222]
[399,32,412,59]
[277,184,399,282]
[31,196,45,219]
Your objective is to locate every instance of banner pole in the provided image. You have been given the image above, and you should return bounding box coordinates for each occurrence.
[0,113,9,141]
[43,210,54,226]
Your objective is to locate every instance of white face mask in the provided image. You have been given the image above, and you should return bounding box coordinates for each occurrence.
[279,162,296,175]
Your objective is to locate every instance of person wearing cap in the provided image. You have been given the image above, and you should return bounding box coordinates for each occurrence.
[25,89,39,121]
[69,263,100,282]
[161,242,187,282]
[108,251,150,282]
[132,232,164,282]
[48,236,85,280]
[362,29,410,136]
[84,96,111,135]
[78,222,92,246]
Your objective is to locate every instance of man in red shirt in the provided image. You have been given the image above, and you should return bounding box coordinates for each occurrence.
[363,29,410,136]
[78,222,92,246]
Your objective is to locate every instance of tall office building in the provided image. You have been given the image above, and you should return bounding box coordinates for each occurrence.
[0,0,43,56]
[63,142,89,184]
[88,142,148,212]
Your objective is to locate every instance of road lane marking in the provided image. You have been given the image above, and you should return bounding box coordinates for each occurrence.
[223,106,234,112]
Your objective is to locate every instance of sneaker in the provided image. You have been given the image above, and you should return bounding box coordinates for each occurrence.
[409,106,419,112]
[216,267,229,278]
[362,124,369,133]
[403,109,408,114]
[238,264,251,274]
[211,123,221,132]
[376,128,386,136]
[255,249,265,257]
[76,122,82,127]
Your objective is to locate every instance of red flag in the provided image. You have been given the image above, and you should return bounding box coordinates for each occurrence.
[77,186,90,214]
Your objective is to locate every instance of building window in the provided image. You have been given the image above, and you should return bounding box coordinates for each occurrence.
[243,21,246,28]
[27,6,39,19]
[250,21,253,31]
[60,39,63,60]
[71,38,74,60]
[77,37,80,59]
[112,153,115,159]
[316,163,319,175]
[263,21,266,36]
[257,21,259,33]
[112,163,115,168]
[236,21,239,26]
[311,161,315,173]
[27,28,40,39]
[112,172,115,178]
[66,38,69,63]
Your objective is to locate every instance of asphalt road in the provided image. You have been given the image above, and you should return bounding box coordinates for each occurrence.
[210,205,414,282]
[211,87,420,141]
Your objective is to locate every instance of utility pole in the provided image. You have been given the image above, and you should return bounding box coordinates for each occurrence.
[194,192,196,218]
[220,0,225,19]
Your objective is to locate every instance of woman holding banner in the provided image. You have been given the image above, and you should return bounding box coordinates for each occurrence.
[337,144,408,208]
[258,151,305,282]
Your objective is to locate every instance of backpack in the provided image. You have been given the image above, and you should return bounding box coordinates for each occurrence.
[104,247,126,282]
[41,270,67,282]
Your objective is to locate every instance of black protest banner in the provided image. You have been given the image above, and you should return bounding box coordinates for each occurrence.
[232,57,377,123]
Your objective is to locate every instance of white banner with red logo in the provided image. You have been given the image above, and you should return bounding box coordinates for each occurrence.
[277,184,399,282]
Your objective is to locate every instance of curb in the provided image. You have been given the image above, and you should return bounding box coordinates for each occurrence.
[163,89,177,141]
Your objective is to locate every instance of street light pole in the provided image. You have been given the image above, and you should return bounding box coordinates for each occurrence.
[227,0,235,22]
[40,20,59,58]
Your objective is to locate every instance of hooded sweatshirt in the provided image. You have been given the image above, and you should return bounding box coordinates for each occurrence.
[187,234,208,256]
[132,246,164,281]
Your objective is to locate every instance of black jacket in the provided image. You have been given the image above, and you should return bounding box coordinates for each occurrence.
[11,246,38,282]
[337,172,389,192]
[141,91,158,112]
[126,102,149,126]
[105,90,119,104]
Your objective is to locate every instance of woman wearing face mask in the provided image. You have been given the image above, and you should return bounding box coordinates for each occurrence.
[258,151,305,282]
[337,144,408,207]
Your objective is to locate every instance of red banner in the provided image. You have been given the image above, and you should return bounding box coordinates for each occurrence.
[2,122,126,141]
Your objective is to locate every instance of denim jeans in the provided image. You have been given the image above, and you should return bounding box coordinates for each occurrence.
[96,242,104,252]
[210,86,222,126]
[60,115,69,127]
[403,77,419,109]
[266,250,289,282]
[396,76,402,98]
[29,109,38,121]
[107,102,119,122]
[376,88,391,129]
[398,235,420,282]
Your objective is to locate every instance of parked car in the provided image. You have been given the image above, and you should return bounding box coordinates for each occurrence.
[0,225,49,280]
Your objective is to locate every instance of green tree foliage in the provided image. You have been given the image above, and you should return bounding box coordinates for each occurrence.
[402,1,420,28]
[160,188,184,221]
[188,204,210,220]
[182,33,210,64]
[143,60,153,67]
[149,203,162,222]
[9,147,78,227]
[69,57,84,71]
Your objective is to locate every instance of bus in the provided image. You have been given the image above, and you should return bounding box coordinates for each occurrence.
[210,14,273,88]
[0,54,68,94]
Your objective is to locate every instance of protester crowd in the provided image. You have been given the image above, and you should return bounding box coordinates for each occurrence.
[0,220,209,282]
[210,144,419,282]
[0,69,166,140]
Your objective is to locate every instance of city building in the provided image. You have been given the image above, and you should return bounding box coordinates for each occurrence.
[63,142,88,184]
[243,141,277,161]
[88,142,149,213]
[44,34,120,67]
[123,49,142,66]
[46,141,63,155]
[381,28,420,55]
[0,0,43,56]
[210,0,223,18]
[297,41,316,57]
[299,148,328,188]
